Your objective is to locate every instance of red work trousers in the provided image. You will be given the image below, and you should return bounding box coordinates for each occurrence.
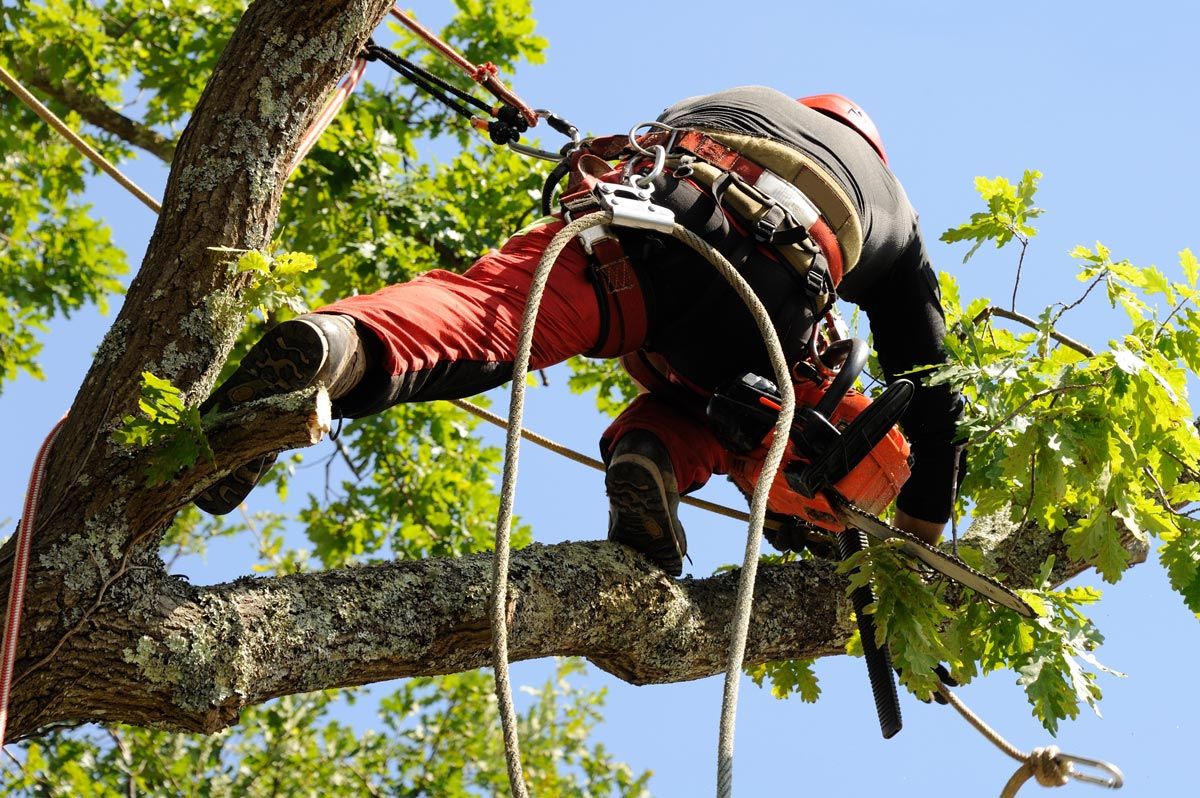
[318,220,730,493]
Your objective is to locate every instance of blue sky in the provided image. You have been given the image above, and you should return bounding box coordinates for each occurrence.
[3,1,1198,795]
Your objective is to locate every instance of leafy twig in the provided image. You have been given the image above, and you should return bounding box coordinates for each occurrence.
[973,306,1096,357]
[968,379,1109,445]
[1010,230,1029,311]
[1143,466,1200,519]
[1154,293,1194,343]
[104,727,137,798]
[1052,269,1107,322]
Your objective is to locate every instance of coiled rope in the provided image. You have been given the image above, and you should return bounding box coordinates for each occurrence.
[491,213,796,797]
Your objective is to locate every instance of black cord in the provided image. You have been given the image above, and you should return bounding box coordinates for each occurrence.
[362,41,527,145]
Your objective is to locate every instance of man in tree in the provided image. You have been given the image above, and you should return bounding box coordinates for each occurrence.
[196,86,961,576]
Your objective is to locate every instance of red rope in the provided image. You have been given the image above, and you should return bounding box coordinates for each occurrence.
[387,6,538,127]
[0,416,67,746]
[290,56,370,176]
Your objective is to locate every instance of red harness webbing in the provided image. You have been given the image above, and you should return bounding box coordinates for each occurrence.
[639,129,845,285]
[555,128,848,362]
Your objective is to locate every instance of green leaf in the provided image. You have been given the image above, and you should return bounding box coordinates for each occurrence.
[746,659,821,702]
[113,372,213,486]
[1181,248,1199,288]
[234,250,271,274]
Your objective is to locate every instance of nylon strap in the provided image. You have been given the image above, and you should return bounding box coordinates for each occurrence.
[640,129,845,284]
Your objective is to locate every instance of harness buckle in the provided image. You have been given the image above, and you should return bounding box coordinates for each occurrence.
[805,261,832,296]
[577,223,610,255]
[594,182,676,234]
[753,204,788,242]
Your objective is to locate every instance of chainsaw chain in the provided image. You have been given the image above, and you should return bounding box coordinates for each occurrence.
[828,493,1037,618]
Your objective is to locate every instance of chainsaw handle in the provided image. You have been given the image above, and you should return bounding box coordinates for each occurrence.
[813,337,868,419]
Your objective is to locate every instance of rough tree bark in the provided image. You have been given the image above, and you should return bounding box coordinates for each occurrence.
[0,0,1148,744]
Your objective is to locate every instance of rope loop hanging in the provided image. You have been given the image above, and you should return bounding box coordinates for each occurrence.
[936,684,1124,797]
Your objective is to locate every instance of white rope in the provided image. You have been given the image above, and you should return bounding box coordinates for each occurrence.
[491,215,795,798]
[663,226,795,798]
[488,214,608,797]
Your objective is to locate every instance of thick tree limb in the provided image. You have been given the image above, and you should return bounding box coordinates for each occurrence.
[2,516,1147,740]
[12,61,176,162]
[9,544,850,736]
[43,0,396,515]
[193,386,333,498]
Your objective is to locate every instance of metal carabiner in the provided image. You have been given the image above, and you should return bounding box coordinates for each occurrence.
[626,144,667,189]
[626,120,679,155]
[506,108,582,161]
[1059,753,1125,789]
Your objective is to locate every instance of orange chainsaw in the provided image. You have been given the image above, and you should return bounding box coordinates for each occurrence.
[706,337,1035,739]
[706,337,1035,619]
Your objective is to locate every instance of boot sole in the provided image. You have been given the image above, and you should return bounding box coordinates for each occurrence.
[606,453,686,576]
[196,321,329,515]
[202,320,330,414]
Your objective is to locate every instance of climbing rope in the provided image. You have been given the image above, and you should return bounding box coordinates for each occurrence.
[0,418,67,746]
[671,220,796,798]
[387,6,537,127]
[491,211,796,797]
[936,684,1124,797]
[289,56,369,175]
[0,63,161,213]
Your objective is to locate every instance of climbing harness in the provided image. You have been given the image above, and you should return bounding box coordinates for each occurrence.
[2,23,1125,797]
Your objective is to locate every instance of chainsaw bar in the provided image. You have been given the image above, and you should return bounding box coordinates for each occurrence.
[827,492,1037,618]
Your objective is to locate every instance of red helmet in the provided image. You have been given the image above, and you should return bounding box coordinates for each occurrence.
[799,94,889,165]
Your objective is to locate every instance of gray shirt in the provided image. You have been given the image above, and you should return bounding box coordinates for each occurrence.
[658,85,922,303]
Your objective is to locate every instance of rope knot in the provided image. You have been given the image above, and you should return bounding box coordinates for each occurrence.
[1029,746,1071,788]
[473,61,499,82]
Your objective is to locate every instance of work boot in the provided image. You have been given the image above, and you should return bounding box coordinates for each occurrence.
[605,430,688,576]
[194,313,369,515]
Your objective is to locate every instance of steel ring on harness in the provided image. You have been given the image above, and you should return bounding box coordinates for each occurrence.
[624,144,667,189]
[506,109,582,161]
[626,120,680,156]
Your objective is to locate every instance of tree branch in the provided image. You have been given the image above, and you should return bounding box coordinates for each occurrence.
[973,306,1096,358]
[1,512,1148,742]
[968,379,1109,445]
[12,61,176,162]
